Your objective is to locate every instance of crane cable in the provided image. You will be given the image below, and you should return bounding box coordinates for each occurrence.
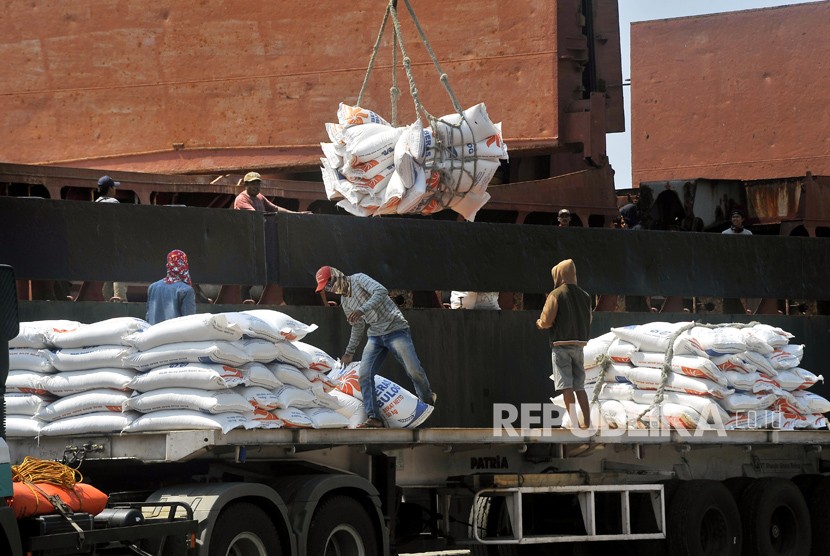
[356,0,481,212]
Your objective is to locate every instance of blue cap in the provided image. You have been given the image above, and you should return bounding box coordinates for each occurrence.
[97,176,120,188]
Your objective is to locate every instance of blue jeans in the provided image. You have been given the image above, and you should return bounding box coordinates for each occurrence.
[359,328,433,419]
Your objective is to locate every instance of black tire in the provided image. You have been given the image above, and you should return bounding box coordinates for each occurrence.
[307,495,380,556]
[469,496,541,556]
[739,477,810,556]
[633,480,678,556]
[799,475,830,556]
[208,502,283,556]
[790,473,822,499]
[723,477,755,502]
[667,480,742,556]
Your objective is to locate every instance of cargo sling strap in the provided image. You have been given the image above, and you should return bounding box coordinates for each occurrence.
[357,0,485,212]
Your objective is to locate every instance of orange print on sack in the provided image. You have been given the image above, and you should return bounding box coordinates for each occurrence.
[338,370,362,397]
[427,170,441,190]
[420,199,440,215]
[343,106,369,125]
[353,159,380,172]
[221,366,244,378]
[251,408,280,421]
[485,134,502,148]
[679,366,705,378]
[355,174,386,189]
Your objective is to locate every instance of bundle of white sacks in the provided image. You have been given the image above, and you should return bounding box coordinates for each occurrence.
[6,312,432,437]
[552,322,829,431]
[320,102,508,221]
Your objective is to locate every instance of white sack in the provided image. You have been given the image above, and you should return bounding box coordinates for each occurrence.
[611,322,691,353]
[629,352,726,385]
[127,363,246,392]
[36,389,130,422]
[10,320,81,349]
[767,345,804,370]
[630,390,729,425]
[273,407,314,428]
[123,410,247,434]
[40,412,138,436]
[48,345,136,372]
[244,409,283,429]
[241,362,282,389]
[10,348,55,373]
[304,407,350,429]
[123,341,252,371]
[625,367,733,399]
[6,370,50,395]
[791,391,830,414]
[268,363,313,389]
[375,375,433,428]
[718,392,777,412]
[433,103,500,146]
[49,317,149,349]
[240,310,319,342]
[124,313,242,351]
[123,388,251,414]
[237,386,279,411]
[4,393,53,416]
[337,103,391,126]
[42,368,136,396]
[5,415,45,437]
[584,332,616,369]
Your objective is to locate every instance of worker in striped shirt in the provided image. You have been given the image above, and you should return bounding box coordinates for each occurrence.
[316,266,436,428]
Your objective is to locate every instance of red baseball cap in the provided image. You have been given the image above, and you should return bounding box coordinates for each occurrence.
[315,266,331,293]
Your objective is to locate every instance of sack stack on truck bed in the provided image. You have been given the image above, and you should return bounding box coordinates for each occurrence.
[5,312,432,436]
[554,321,829,431]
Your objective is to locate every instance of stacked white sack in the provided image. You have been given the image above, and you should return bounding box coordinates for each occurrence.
[320,103,508,221]
[5,317,148,437]
[554,322,827,431]
[120,311,346,432]
[326,362,433,428]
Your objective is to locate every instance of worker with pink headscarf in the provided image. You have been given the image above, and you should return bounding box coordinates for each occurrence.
[145,249,196,324]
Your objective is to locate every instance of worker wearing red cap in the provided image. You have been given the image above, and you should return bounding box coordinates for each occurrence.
[315,266,436,428]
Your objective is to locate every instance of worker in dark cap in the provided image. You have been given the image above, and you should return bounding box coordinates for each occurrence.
[95,176,120,204]
[93,176,127,301]
[557,208,572,227]
[722,210,752,235]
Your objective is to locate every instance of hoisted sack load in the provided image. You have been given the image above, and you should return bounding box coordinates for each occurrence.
[318,0,508,222]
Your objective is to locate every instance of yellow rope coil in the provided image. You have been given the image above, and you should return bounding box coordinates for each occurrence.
[12,456,83,489]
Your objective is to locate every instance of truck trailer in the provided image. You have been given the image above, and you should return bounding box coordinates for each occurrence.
[2,201,830,555]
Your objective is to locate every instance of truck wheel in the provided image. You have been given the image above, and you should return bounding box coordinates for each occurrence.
[469,497,540,556]
[797,475,830,555]
[209,502,283,556]
[667,480,741,556]
[307,495,380,556]
[739,477,810,556]
[723,477,755,502]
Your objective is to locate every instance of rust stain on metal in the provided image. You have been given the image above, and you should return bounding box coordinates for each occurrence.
[631,2,830,186]
[0,1,622,175]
